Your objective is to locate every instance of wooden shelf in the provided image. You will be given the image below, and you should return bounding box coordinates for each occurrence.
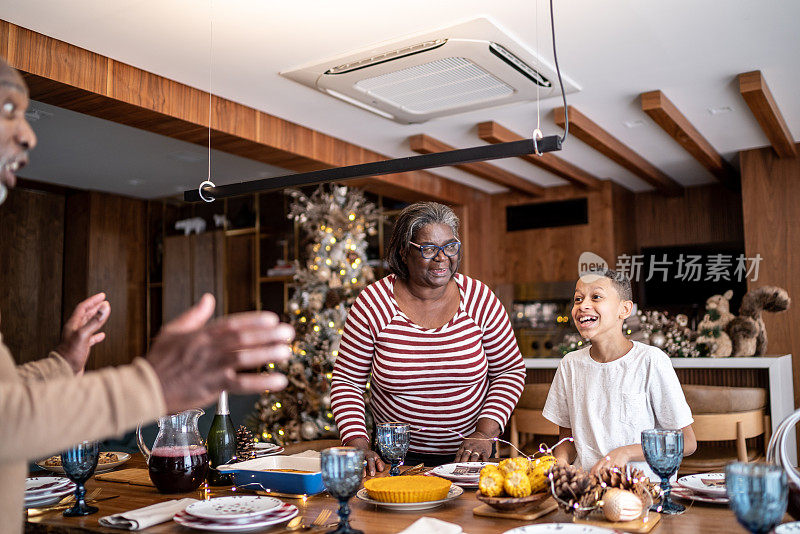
[225,227,257,237]
[259,275,295,283]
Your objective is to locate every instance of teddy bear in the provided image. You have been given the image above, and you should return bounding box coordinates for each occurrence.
[727,286,791,356]
[695,290,735,357]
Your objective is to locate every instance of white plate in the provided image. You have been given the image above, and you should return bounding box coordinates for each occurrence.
[251,443,285,457]
[429,462,491,481]
[503,525,619,534]
[677,473,726,496]
[671,486,729,504]
[185,496,283,520]
[253,443,281,451]
[25,477,72,495]
[173,503,297,532]
[356,485,463,511]
[36,451,131,474]
[24,485,76,508]
[776,522,800,533]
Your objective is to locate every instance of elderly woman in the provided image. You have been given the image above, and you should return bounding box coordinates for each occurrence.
[331,202,525,473]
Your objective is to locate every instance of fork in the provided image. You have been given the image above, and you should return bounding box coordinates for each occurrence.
[311,509,332,527]
[283,509,335,532]
[400,463,426,476]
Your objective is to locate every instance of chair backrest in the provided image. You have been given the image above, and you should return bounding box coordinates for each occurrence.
[691,410,766,442]
[511,408,560,436]
[509,406,560,457]
[681,384,767,414]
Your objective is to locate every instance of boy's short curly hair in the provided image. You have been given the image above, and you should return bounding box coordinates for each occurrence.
[598,269,633,301]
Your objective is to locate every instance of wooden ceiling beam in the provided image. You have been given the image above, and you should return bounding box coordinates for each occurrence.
[408,134,544,197]
[641,90,738,188]
[477,121,602,190]
[554,106,683,196]
[738,70,797,158]
[1,19,481,205]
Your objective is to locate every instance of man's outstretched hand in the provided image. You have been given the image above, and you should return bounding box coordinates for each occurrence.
[56,293,110,375]
[147,294,294,413]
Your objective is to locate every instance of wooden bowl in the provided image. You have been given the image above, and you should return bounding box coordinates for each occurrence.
[475,490,550,512]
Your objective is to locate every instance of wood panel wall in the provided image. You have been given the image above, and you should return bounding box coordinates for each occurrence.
[0,186,65,364]
[163,231,225,323]
[64,191,146,370]
[740,144,800,411]
[489,180,635,285]
[634,184,744,249]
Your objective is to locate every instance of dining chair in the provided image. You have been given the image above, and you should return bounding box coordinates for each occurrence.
[679,384,769,474]
[508,383,560,457]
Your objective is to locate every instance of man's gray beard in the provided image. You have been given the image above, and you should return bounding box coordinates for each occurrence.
[0,181,6,206]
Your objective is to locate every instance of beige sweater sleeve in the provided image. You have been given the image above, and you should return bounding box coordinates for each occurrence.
[0,358,166,463]
[16,351,74,382]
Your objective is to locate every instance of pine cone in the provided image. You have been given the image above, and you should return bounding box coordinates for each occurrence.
[235,426,256,461]
[550,464,598,516]
[594,466,659,505]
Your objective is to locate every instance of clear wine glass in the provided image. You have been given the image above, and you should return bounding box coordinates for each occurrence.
[726,462,788,534]
[320,447,364,534]
[375,422,409,476]
[60,440,100,517]
[641,429,684,515]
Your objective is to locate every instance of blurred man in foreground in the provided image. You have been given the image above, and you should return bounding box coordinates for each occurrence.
[0,57,293,530]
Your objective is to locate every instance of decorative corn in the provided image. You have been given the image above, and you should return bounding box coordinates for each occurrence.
[503,470,532,497]
[498,457,531,476]
[479,470,506,497]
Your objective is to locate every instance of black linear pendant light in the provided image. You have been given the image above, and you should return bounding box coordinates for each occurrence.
[185,0,568,203]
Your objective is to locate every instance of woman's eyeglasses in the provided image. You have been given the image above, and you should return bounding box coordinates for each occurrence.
[409,241,461,259]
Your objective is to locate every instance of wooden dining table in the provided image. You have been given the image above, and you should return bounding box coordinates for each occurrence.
[25,453,789,534]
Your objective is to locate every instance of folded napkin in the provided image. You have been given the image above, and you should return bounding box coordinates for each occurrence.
[397,517,463,534]
[98,498,198,530]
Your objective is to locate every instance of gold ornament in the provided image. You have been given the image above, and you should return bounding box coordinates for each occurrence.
[602,488,643,522]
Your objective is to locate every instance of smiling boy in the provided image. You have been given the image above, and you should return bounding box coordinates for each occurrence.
[543,269,696,477]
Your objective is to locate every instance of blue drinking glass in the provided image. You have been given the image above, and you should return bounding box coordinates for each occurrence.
[321,447,365,534]
[726,462,788,534]
[61,440,100,517]
[641,429,685,515]
[375,422,410,476]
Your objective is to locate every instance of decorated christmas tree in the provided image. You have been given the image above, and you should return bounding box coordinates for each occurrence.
[246,185,380,445]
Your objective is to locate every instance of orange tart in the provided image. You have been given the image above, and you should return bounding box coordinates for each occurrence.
[363,475,452,503]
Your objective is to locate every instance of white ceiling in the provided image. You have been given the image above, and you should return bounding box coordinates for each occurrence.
[5,0,800,198]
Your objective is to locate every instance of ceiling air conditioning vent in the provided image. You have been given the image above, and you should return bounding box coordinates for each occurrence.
[281,17,579,124]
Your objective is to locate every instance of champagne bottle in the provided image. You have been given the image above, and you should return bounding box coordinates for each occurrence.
[206,391,237,486]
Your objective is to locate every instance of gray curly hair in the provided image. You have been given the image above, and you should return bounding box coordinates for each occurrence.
[387,202,460,280]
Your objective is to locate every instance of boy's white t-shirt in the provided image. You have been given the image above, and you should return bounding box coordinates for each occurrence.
[542,341,693,478]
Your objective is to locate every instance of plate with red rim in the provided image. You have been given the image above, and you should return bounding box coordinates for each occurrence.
[25,477,72,495]
[174,503,298,532]
[185,496,283,521]
[429,462,491,482]
[671,485,729,504]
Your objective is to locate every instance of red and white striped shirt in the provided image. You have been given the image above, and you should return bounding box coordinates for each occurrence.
[331,273,526,455]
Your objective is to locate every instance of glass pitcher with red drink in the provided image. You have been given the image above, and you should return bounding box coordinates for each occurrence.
[137,409,209,493]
